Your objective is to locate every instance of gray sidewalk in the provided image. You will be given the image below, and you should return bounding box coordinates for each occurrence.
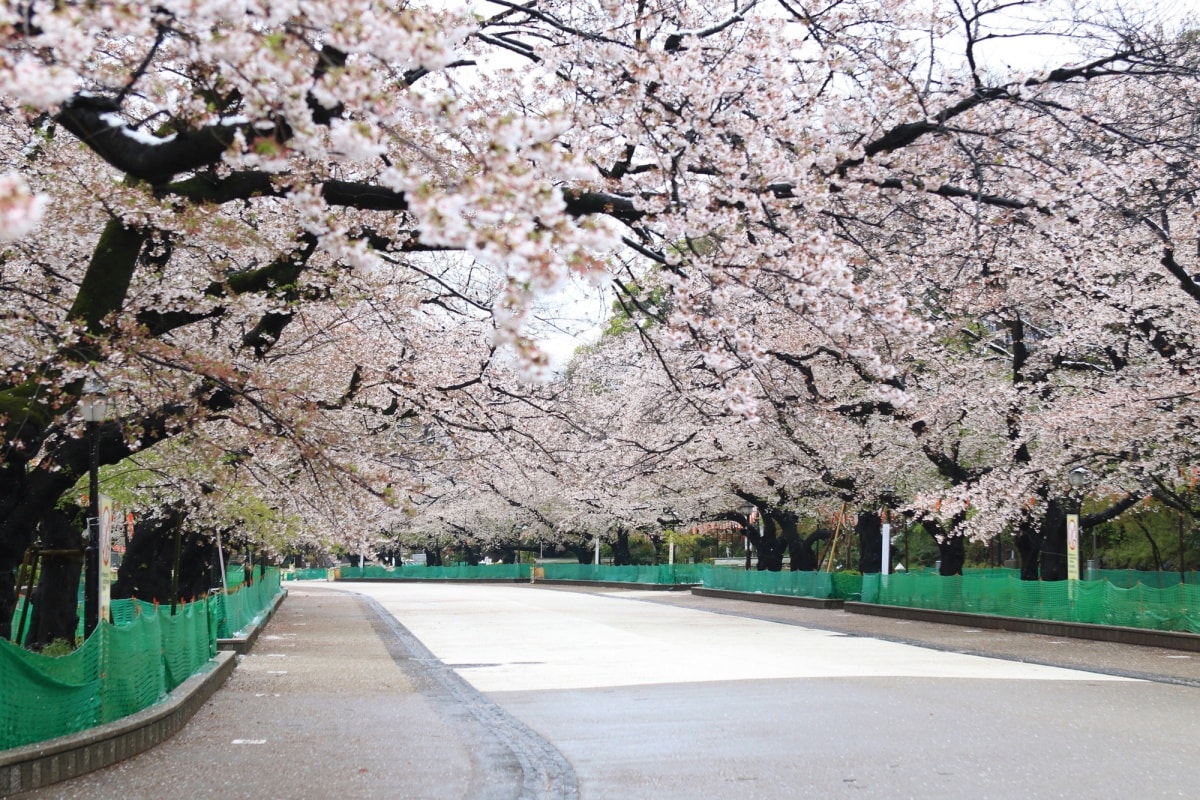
[14,586,562,800]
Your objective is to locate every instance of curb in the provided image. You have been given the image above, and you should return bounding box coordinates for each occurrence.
[533,579,696,592]
[691,587,845,608]
[843,601,1200,652]
[0,651,236,797]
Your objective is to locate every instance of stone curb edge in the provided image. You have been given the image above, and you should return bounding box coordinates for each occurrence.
[690,587,845,608]
[1,589,287,796]
[529,579,694,592]
[842,601,1200,652]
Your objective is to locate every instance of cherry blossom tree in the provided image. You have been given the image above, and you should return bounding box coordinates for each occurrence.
[2,0,1200,641]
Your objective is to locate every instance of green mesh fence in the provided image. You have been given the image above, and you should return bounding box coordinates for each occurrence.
[339,563,531,580]
[913,566,1199,587]
[705,567,830,597]
[224,564,246,590]
[862,572,1200,633]
[333,562,705,584]
[284,567,333,581]
[2,567,283,750]
[9,598,31,646]
[212,567,282,638]
[0,597,216,750]
[540,563,704,584]
[666,563,708,584]
[702,568,863,599]
[1094,569,1200,588]
[831,572,865,600]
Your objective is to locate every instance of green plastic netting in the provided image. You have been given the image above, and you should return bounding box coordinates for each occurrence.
[541,563,705,584]
[339,563,531,580]
[1094,569,1200,589]
[702,568,865,599]
[212,568,282,638]
[284,567,333,581]
[224,564,246,590]
[2,567,282,750]
[334,562,707,584]
[862,572,1200,633]
[0,598,212,750]
[704,567,832,597]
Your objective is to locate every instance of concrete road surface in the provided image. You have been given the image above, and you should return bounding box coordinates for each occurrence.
[333,582,1199,800]
[19,581,1200,800]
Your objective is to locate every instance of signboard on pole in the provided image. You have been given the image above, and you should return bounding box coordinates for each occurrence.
[1066,513,1080,599]
[99,494,114,624]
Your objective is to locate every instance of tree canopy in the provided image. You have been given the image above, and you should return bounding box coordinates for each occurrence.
[2,1,1200,609]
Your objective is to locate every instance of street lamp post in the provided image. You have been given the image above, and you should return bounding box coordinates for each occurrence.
[741,502,756,570]
[80,381,108,639]
[662,508,681,565]
[1069,467,1093,580]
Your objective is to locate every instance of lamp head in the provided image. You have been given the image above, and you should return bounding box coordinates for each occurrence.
[80,378,109,423]
[1068,467,1088,490]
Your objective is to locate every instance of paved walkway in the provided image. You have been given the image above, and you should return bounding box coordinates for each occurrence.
[16,582,1200,799]
[16,586,545,800]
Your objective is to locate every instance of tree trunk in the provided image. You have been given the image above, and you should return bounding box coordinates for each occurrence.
[0,567,16,642]
[570,544,593,564]
[924,520,965,576]
[753,517,785,571]
[28,508,84,649]
[1039,499,1070,581]
[1015,520,1042,580]
[747,509,796,571]
[1134,518,1165,572]
[790,529,832,571]
[611,528,631,566]
[113,506,216,605]
[0,462,78,640]
[856,511,883,574]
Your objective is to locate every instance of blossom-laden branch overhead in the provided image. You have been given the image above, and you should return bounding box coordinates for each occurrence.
[0,0,1198,570]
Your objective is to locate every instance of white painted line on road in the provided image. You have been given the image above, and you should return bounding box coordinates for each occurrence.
[231,739,267,745]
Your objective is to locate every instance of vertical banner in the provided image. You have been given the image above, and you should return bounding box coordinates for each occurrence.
[1066,513,1080,599]
[99,495,115,624]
